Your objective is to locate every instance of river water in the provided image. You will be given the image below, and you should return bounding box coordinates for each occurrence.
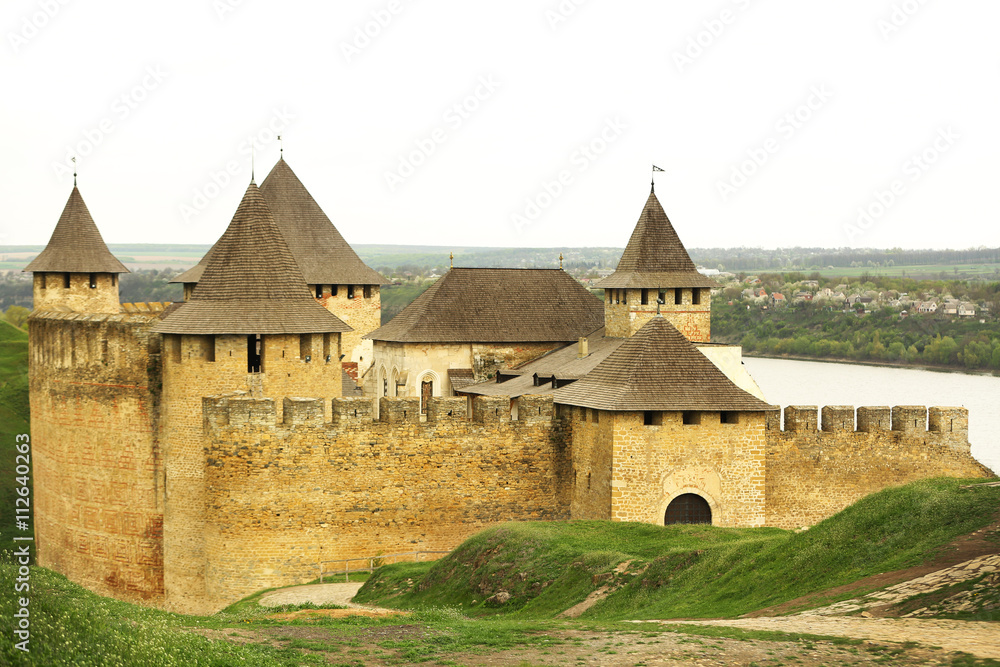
[742,356,1000,476]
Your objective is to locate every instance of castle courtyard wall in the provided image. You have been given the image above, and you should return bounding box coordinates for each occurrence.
[199,394,571,609]
[764,405,994,529]
[28,310,164,604]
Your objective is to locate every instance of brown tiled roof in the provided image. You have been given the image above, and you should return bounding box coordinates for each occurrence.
[447,368,476,391]
[173,159,385,286]
[553,316,775,412]
[153,182,351,335]
[596,190,715,290]
[366,268,604,343]
[24,187,129,274]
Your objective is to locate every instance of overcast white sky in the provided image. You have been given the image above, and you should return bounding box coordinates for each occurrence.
[2,0,998,251]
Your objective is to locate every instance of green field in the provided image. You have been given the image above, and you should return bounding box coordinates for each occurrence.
[0,320,29,560]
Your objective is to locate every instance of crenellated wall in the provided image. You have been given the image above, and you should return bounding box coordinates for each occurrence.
[32,272,122,314]
[28,309,165,604]
[198,394,571,608]
[765,405,993,529]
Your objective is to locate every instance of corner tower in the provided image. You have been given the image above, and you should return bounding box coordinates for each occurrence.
[24,185,129,313]
[153,181,351,613]
[596,186,715,341]
[173,158,386,376]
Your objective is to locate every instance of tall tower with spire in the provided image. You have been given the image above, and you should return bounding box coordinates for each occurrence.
[596,187,715,341]
[24,185,129,313]
[172,158,386,378]
[153,181,351,613]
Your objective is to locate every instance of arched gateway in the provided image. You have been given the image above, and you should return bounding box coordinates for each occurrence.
[664,493,712,525]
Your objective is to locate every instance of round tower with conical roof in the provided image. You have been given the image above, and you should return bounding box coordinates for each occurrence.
[152,181,352,613]
[24,186,129,313]
[596,187,716,342]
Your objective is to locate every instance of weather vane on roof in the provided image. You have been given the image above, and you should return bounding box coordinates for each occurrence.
[278,135,283,158]
[652,164,664,193]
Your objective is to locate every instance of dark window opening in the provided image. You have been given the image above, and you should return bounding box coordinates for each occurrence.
[112,274,117,287]
[204,335,215,362]
[347,285,355,300]
[721,411,739,424]
[89,273,97,289]
[659,289,666,303]
[682,411,700,425]
[63,273,71,288]
[607,290,613,303]
[383,378,388,397]
[644,411,663,426]
[248,334,262,373]
[363,285,372,299]
[674,289,683,305]
[323,333,332,361]
[316,284,323,299]
[692,288,702,305]
[587,472,591,490]
[299,334,312,361]
[420,380,432,415]
[665,494,712,525]
[641,289,648,305]
[40,273,47,289]
[332,285,339,296]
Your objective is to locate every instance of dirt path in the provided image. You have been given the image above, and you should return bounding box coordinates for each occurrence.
[658,616,1000,660]
[258,582,366,608]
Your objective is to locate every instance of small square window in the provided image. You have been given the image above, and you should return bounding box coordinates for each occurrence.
[682,411,700,425]
[721,411,739,424]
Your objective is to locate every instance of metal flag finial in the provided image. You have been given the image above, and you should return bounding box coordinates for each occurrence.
[559,253,563,269]
[450,252,454,269]
[652,164,664,193]
[72,156,77,187]
[251,142,256,183]
[278,134,283,158]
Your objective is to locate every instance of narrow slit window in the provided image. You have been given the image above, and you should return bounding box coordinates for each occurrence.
[674,289,683,305]
[63,273,71,288]
[248,334,262,373]
[347,285,355,300]
[40,273,47,289]
[205,335,215,362]
[323,333,331,361]
[363,285,371,299]
[332,285,339,296]
[692,288,702,305]
[316,284,323,299]
[641,289,648,305]
[89,273,97,289]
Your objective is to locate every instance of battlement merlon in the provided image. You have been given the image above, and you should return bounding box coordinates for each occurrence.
[202,394,557,430]
[765,405,969,435]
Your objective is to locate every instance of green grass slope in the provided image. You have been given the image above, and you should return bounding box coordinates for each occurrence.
[0,320,29,560]
[356,478,1000,620]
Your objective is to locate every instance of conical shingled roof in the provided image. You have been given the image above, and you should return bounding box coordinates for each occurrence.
[366,268,605,343]
[595,190,715,290]
[24,187,129,274]
[553,316,775,412]
[172,159,385,286]
[153,182,351,335]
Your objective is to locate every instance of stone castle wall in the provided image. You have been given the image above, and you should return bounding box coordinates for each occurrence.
[28,309,164,604]
[33,272,121,313]
[764,405,993,529]
[160,332,345,613]
[603,288,710,341]
[574,408,767,527]
[315,284,381,376]
[198,394,571,608]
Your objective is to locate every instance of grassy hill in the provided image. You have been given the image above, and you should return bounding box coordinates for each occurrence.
[0,320,29,560]
[355,478,1000,620]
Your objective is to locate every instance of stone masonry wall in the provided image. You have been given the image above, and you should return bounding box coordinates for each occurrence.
[199,394,571,609]
[28,310,164,604]
[596,409,767,527]
[160,332,344,614]
[470,342,565,383]
[316,284,381,376]
[33,272,121,314]
[765,405,994,529]
[603,288,711,341]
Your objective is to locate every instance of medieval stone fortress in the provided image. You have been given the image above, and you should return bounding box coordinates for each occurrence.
[26,158,991,614]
